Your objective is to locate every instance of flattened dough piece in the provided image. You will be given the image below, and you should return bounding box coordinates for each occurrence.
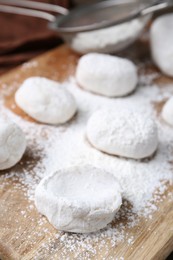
[35,165,122,233]
[15,77,77,125]
[0,118,26,170]
[150,14,173,77]
[87,109,158,159]
[76,53,138,97]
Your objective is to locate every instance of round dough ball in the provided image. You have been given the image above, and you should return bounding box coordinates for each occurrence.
[35,165,122,233]
[0,118,26,170]
[15,77,77,125]
[87,109,158,159]
[75,53,138,97]
[150,14,173,77]
[162,97,173,126]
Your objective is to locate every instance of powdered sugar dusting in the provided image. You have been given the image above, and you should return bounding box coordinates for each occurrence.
[0,67,173,258]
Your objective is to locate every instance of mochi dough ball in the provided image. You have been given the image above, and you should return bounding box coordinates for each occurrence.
[0,118,26,170]
[76,53,138,97]
[15,77,77,125]
[87,109,158,159]
[35,165,122,233]
[162,97,173,126]
[150,14,173,77]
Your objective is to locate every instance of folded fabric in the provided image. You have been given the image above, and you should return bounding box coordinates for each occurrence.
[0,0,69,74]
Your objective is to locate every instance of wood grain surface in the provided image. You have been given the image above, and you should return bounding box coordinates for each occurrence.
[0,43,173,260]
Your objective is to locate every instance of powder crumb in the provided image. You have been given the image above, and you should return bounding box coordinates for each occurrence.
[127,236,134,245]
[21,61,38,70]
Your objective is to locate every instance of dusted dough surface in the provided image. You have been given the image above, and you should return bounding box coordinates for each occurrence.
[76,53,138,97]
[150,14,173,77]
[0,118,26,170]
[162,97,173,126]
[87,109,158,159]
[35,165,122,233]
[15,77,77,125]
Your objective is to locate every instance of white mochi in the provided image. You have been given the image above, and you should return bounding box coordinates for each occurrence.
[150,14,173,77]
[162,97,173,126]
[15,77,77,125]
[76,53,138,97]
[87,109,158,159]
[0,118,26,170]
[35,165,122,233]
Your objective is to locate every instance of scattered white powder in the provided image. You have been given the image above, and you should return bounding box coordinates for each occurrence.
[0,66,173,259]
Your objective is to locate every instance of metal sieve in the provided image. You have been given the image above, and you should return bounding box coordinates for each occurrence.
[0,0,171,53]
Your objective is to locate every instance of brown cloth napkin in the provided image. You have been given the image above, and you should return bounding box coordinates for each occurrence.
[0,0,69,75]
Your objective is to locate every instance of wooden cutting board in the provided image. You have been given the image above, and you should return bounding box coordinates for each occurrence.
[0,43,173,260]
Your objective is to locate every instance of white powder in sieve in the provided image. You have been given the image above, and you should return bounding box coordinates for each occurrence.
[70,16,150,54]
[0,67,173,258]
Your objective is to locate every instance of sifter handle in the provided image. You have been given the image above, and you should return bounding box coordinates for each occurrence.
[141,1,171,16]
[0,5,56,22]
[0,0,69,15]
